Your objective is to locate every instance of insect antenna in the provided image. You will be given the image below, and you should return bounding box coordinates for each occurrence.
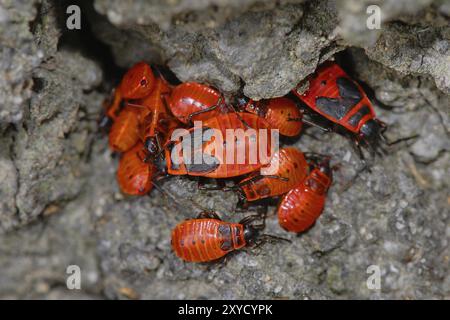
[186,96,225,125]
[377,120,419,147]
[253,234,291,250]
[304,152,331,160]
[419,91,450,137]
[381,133,420,146]
[239,214,262,226]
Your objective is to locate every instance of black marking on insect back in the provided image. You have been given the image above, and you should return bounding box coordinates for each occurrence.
[315,97,351,120]
[185,154,219,173]
[218,224,231,237]
[347,105,371,127]
[336,77,362,101]
[233,226,243,246]
[315,77,362,120]
[185,126,221,173]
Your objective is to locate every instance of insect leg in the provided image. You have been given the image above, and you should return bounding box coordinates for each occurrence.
[105,89,123,121]
[238,210,267,230]
[234,196,249,213]
[186,96,223,125]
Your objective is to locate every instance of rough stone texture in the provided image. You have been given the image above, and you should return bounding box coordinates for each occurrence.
[0,0,42,125]
[0,0,449,300]
[0,1,103,232]
[337,0,434,47]
[93,0,342,99]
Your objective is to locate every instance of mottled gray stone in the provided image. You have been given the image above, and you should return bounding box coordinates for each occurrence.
[0,0,42,125]
[0,0,448,300]
[92,0,342,99]
[337,0,433,47]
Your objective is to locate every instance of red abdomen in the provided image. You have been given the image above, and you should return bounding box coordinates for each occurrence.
[105,62,155,121]
[117,143,155,195]
[263,98,302,137]
[168,82,226,123]
[109,107,141,152]
[278,169,331,233]
[119,62,156,100]
[239,147,309,201]
[171,219,244,262]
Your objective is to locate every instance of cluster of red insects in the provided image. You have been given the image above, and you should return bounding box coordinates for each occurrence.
[103,60,388,263]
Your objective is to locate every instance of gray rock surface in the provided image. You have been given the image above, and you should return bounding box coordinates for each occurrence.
[0,0,42,125]
[0,0,448,299]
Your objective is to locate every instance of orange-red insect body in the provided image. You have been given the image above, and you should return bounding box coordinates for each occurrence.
[236,147,309,202]
[239,97,303,137]
[165,112,274,179]
[292,61,383,147]
[167,82,228,124]
[117,142,156,195]
[278,160,332,233]
[106,62,156,120]
[137,77,179,158]
[171,218,246,262]
[108,106,141,153]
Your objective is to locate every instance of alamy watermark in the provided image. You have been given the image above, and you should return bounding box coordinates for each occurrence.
[366,5,382,30]
[366,265,381,290]
[66,5,81,30]
[64,4,382,31]
[66,265,81,290]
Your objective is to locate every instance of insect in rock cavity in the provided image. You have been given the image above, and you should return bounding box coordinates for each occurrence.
[105,62,156,122]
[292,61,399,159]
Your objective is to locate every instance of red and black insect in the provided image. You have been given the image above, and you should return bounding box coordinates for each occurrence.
[108,106,141,153]
[171,211,288,263]
[237,97,303,137]
[167,82,228,124]
[164,112,274,179]
[277,157,332,233]
[105,62,156,121]
[227,147,309,204]
[292,61,387,156]
[117,142,156,196]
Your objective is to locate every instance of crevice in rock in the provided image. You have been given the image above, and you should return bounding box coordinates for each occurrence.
[55,0,123,90]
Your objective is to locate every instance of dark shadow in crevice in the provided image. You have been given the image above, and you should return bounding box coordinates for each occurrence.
[52,0,124,91]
